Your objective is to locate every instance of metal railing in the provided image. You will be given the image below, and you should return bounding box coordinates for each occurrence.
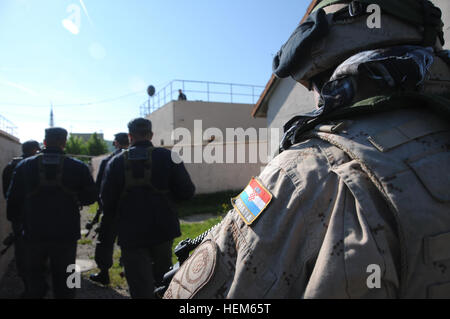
[0,114,18,137]
[140,79,265,117]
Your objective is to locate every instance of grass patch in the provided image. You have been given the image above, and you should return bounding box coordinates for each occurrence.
[88,202,99,215]
[109,249,127,289]
[78,238,93,245]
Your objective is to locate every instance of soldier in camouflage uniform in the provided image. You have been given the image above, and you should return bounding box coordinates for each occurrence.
[165,0,450,298]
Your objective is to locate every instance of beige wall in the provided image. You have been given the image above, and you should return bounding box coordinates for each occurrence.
[266,77,315,143]
[0,130,21,282]
[147,103,175,147]
[147,100,267,147]
[91,154,109,183]
[432,0,450,49]
[173,101,267,142]
[178,141,268,194]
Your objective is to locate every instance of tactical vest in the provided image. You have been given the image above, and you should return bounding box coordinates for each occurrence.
[305,105,450,298]
[28,153,78,204]
[121,147,168,199]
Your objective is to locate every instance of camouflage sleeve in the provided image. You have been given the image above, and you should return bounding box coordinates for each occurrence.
[164,139,400,299]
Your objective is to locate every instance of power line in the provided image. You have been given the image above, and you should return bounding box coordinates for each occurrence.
[0,91,145,108]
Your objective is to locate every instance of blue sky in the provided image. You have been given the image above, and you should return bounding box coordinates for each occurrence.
[0,0,309,142]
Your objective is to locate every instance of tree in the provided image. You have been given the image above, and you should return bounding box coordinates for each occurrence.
[86,132,108,156]
[65,135,87,155]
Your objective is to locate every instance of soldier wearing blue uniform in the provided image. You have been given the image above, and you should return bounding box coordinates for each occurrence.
[90,132,129,286]
[7,127,97,298]
[100,118,195,298]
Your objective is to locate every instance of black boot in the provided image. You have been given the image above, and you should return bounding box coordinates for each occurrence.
[89,270,110,286]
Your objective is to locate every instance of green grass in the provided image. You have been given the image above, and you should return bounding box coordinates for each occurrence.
[88,202,99,216]
[109,249,127,289]
[78,238,93,245]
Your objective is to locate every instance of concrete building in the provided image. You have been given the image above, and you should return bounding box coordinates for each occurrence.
[252,0,450,140]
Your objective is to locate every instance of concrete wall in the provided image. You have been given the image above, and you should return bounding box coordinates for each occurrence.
[181,141,267,194]
[266,77,315,142]
[0,130,21,282]
[91,154,109,183]
[147,103,175,147]
[147,100,267,147]
[173,101,267,142]
[432,0,450,49]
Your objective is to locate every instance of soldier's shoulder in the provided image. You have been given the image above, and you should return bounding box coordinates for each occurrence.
[15,155,37,168]
[105,151,126,168]
[65,156,90,170]
[259,138,340,193]
[152,146,175,161]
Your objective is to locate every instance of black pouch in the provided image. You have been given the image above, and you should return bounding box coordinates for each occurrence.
[273,8,329,79]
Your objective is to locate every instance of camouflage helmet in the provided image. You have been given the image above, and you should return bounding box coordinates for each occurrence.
[273,0,445,88]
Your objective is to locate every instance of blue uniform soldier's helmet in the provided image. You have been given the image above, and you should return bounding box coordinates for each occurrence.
[273,0,445,88]
[22,140,41,156]
[45,127,68,146]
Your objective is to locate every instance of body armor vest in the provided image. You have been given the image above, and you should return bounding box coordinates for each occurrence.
[309,107,450,298]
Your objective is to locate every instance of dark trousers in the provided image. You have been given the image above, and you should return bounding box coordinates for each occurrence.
[14,237,28,292]
[24,241,77,299]
[11,223,27,292]
[121,240,173,299]
[95,217,118,271]
[94,236,116,271]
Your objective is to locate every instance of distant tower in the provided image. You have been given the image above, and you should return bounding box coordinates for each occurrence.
[49,104,54,127]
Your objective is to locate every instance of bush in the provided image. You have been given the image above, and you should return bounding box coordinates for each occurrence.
[65,135,87,155]
[86,132,108,156]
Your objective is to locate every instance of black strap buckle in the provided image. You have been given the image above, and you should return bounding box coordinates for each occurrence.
[348,1,364,17]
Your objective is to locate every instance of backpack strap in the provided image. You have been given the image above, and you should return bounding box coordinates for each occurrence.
[27,153,79,204]
[10,157,23,168]
[121,147,169,201]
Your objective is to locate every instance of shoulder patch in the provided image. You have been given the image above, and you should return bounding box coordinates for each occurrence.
[164,238,217,299]
[232,177,273,225]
